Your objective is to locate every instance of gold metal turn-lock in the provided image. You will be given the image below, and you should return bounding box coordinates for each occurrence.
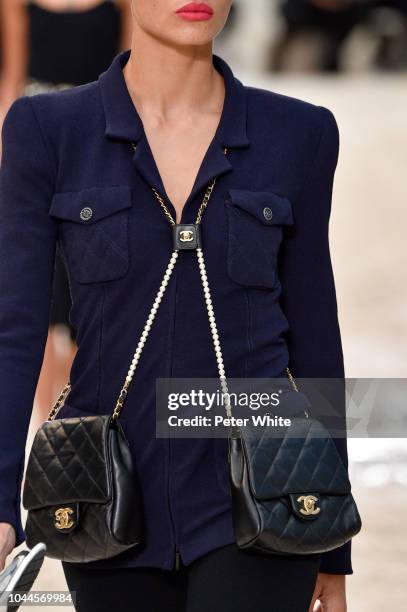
[54,507,75,530]
[173,224,202,250]
[297,495,320,516]
[179,230,194,242]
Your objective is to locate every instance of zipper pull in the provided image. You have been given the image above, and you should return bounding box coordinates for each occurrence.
[175,550,181,571]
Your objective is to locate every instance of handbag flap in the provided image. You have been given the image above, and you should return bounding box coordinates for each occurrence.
[23,415,112,510]
[241,417,351,500]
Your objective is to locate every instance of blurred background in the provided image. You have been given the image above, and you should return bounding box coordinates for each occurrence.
[0,0,406,610]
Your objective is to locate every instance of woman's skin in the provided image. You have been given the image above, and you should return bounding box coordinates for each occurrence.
[123,0,229,222]
[0,1,347,609]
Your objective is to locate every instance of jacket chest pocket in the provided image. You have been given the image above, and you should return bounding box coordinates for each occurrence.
[225,189,293,289]
[49,186,132,284]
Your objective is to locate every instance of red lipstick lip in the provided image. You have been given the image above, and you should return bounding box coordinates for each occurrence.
[176,3,214,15]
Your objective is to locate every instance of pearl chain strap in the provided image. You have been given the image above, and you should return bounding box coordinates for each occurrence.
[111,250,180,419]
[196,246,232,418]
[110,144,230,420]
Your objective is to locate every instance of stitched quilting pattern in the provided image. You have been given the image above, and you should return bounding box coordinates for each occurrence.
[23,416,111,510]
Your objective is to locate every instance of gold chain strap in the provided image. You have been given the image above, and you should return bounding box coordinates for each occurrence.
[133,142,227,228]
[47,382,72,421]
[151,187,177,227]
[285,366,298,392]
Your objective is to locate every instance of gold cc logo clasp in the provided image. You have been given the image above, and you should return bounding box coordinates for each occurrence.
[179,230,194,242]
[54,507,75,530]
[297,495,320,516]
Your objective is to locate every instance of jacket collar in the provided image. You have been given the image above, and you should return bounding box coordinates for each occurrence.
[98,49,249,149]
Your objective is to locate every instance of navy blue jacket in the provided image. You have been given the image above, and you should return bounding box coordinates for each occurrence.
[0,50,352,574]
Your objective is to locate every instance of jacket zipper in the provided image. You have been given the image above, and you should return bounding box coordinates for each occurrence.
[167,267,181,571]
[168,438,182,570]
[175,549,181,571]
[167,432,184,571]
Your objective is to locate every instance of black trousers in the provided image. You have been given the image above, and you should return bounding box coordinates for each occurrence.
[62,544,320,612]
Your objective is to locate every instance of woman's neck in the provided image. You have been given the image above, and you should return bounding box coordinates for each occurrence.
[123,34,224,123]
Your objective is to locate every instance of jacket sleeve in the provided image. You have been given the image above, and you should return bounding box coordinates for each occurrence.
[0,96,57,545]
[278,106,353,574]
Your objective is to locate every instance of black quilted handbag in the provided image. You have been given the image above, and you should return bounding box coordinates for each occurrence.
[228,376,362,555]
[22,384,144,563]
